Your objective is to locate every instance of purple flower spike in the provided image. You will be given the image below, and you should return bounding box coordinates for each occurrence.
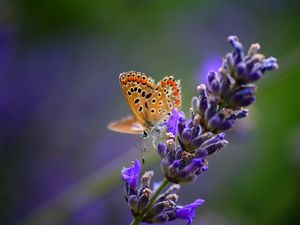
[166,109,185,135]
[121,36,278,225]
[121,160,141,189]
[176,199,205,225]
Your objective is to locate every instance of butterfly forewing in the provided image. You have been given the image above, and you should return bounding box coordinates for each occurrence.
[119,71,156,128]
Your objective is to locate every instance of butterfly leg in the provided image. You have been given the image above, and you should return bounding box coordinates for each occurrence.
[134,132,148,164]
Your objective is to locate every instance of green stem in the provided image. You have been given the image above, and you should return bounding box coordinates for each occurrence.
[129,218,141,225]
[129,178,169,225]
[141,178,169,216]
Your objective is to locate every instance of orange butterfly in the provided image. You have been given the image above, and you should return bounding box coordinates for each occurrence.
[108,71,181,138]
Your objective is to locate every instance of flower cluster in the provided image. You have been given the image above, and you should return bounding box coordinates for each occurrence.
[122,160,204,224]
[159,35,278,184]
[159,125,227,184]
[121,36,278,225]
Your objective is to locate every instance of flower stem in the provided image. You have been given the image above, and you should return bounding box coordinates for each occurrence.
[129,178,169,225]
[129,218,141,225]
[141,178,169,216]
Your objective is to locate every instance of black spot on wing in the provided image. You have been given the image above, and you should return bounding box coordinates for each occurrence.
[145,93,152,99]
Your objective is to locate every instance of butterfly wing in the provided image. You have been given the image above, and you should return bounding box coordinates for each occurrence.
[119,71,156,129]
[144,76,182,124]
[107,115,144,134]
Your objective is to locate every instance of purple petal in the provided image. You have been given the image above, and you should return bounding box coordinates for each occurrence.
[176,199,205,225]
[121,159,141,189]
[166,109,185,136]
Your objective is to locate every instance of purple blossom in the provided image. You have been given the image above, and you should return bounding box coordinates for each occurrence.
[121,159,141,189]
[225,35,278,84]
[176,199,205,225]
[159,132,223,184]
[165,109,185,135]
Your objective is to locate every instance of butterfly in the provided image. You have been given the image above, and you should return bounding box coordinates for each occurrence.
[108,71,181,138]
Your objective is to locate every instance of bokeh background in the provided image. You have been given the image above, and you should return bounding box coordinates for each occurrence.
[1,0,300,225]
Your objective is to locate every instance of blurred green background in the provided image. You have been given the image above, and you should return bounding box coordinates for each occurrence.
[0,0,300,225]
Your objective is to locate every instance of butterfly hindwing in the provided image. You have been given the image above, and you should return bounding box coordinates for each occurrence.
[145,76,181,123]
[107,115,144,134]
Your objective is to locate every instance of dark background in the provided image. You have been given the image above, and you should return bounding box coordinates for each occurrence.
[1,0,300,224]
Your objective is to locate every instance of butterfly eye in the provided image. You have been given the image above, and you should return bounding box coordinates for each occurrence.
[143,130,149,137]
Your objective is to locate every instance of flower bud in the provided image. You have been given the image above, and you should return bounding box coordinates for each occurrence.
[141,171,154,188]
[158,142,167,158]
[180,128,192,145]
[197,84,208,116]
[229,85,256,107]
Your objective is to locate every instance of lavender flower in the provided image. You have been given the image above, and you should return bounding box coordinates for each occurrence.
[159,129,226,184]
[164,109,185,136]
[122,159,141,189]
[159,36,278,184]
[122,36,278,225]
[176,199,205,225]
[122,161,204,224]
